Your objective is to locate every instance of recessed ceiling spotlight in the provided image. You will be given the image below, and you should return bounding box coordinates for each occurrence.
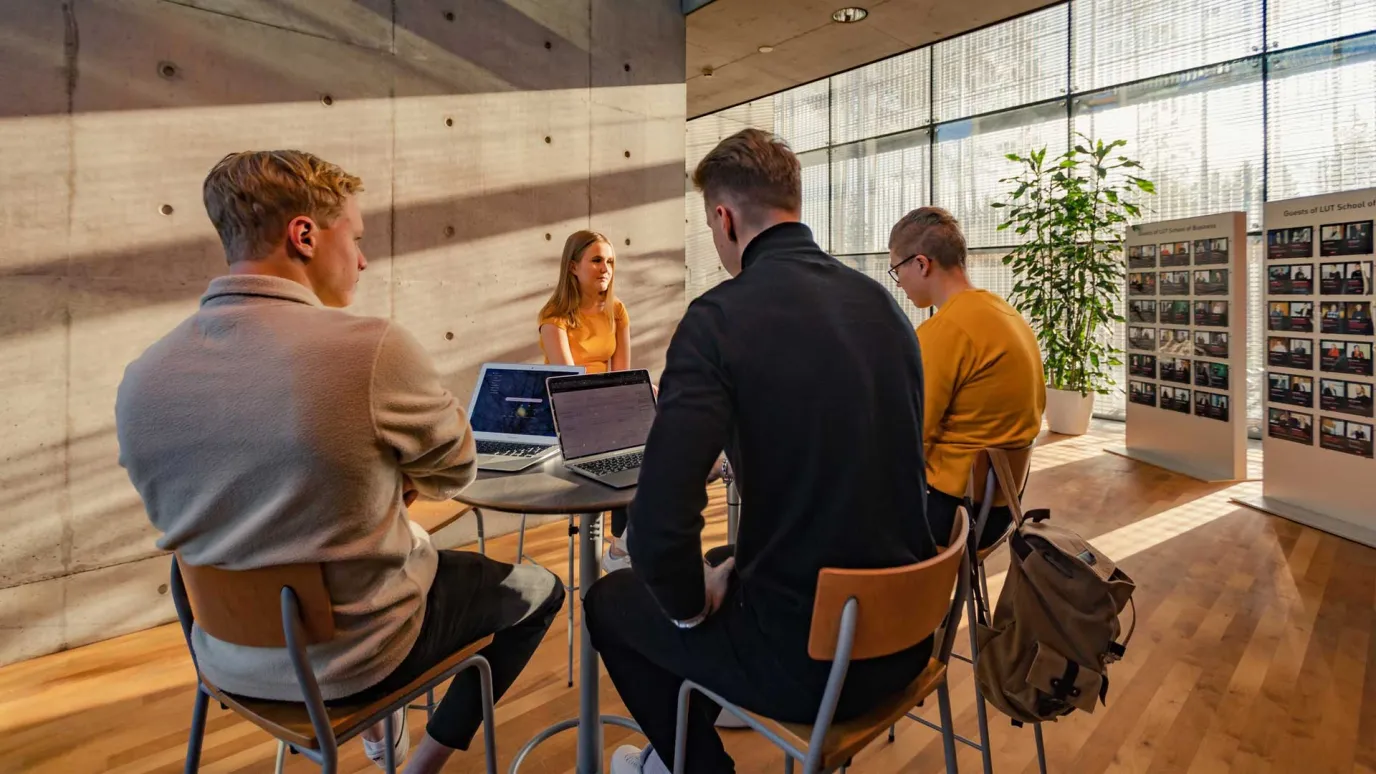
[758,45,775,53]
[832,7,868,23]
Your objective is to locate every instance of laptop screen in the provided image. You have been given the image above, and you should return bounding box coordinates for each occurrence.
[548,370,657,460]
[468,365,580,440]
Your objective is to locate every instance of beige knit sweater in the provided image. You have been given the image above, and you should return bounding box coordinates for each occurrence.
[115,275,476,701]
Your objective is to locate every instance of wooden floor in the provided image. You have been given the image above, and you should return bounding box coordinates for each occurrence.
[3,426,1375,774]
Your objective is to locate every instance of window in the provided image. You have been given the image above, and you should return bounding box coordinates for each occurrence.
[1267,34,1376,201]
[935,101,1070,248]
[1073,61,1266,229]
[799,148,831,251]
[830,49,931,145]
[1071,0,1262,92]
[934,5,1068,121]
[773,81,829,153]
[830,130,930,255]
[1268,0,1376,50]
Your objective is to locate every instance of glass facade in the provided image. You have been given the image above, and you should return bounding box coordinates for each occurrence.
[685,1,1376,430]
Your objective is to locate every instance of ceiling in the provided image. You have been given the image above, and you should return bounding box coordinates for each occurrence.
[685,0,1059,118]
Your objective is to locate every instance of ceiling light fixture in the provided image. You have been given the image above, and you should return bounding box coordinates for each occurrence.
[758,45,775,53]
[831,7,868,23]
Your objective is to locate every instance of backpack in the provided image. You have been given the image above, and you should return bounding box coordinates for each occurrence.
[971,450,1136,726]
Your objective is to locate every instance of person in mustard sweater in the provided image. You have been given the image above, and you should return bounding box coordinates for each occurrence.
[539,230,636,570]
[888,206,1046,547]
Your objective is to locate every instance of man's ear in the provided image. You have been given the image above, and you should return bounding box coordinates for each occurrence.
[286,215,316,262]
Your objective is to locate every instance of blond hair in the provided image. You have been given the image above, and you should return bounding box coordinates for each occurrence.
[539,230,617,329]
[203,150,363,263]
[691,128,801,226]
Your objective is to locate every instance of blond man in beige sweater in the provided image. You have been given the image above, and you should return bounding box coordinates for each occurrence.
[115,151,562,773]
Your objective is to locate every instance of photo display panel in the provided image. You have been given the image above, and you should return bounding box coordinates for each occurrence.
[1120,213,1247,482]
[1246,189,1376,547]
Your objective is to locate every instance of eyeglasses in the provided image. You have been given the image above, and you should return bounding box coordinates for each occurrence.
[888,254,921,284]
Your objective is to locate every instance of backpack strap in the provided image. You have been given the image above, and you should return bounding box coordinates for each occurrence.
[988,449,1028,527]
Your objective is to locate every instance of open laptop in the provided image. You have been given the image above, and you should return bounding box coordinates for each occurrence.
[466,363,585,472]
[546,369,657,488]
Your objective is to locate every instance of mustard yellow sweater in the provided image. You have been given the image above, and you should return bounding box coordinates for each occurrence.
[916,289,1045,498]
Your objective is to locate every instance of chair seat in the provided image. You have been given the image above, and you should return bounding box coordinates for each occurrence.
[202,634,494,750]
[745,658,947,771]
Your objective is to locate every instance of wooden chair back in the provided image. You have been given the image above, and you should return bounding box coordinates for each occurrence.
[968,445,1035,508]
[175,554,335,648]
[808,509,969,661]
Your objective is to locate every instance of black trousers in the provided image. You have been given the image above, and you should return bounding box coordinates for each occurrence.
[333,550,564,750]
[584,548,931,773]
[610,506,628,538]
[927,488,1013,550]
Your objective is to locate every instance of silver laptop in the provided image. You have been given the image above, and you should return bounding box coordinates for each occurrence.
[466,363,584,472]
[546,369,657,489]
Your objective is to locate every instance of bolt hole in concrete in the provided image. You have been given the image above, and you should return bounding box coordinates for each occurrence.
[624,63,631,72]
[444,10,455,21]
[624,150,631,158]
[545,233,552,241]
[544,136,551,144]
[446,117,453,127]
[625,238,631,246]
[444,225,455,238]
[445,332,454,341]
[158,61,177,79]
[321,94,334,106]
[545,41,552,49]
[159,204,174,216]
[157,584,169,595]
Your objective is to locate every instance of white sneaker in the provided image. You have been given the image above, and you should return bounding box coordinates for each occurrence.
[610,745,670,774]
[601,535,633,574]
[715,707,749,729]
[361,708,409,769]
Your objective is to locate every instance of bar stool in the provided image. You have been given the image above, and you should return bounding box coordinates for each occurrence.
[169,555,499,774]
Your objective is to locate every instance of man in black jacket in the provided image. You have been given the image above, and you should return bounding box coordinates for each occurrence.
[584,128,936,774]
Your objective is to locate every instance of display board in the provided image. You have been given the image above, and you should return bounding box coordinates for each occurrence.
[1117,212,1249,481]
[1238,188,1376,547]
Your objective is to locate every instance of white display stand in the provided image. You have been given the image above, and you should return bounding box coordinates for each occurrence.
[1115,212,1248,482]
[1241,188,1376,547]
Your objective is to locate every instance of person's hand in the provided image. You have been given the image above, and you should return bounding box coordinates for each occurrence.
[402,475,419,507]
[703,557,735,616]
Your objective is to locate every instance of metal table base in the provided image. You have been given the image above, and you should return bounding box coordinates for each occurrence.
[509,512,643,774]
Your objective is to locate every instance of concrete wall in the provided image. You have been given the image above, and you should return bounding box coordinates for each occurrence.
[0,0,686,666]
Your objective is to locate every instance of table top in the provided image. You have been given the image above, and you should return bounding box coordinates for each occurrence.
[452,454,636,514]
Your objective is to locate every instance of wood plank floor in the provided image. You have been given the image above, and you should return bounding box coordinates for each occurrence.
[3,426,1374,773]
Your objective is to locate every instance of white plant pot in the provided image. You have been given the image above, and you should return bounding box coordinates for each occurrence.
[1045,387,1095,436]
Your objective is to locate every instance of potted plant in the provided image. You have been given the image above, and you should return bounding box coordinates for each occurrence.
[993,134,1155,435]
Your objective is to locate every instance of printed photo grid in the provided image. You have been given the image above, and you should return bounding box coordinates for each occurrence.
[1265,216,1376,458]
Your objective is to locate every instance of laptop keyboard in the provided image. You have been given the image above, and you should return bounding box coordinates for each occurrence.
[575,451,643,477]
[477,440,546,458]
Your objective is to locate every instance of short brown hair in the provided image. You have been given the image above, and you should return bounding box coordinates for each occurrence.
[889,206,966,269]
[691,128,801,223]
[203,150,363,263]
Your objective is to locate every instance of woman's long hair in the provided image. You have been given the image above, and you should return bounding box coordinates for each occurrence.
[539,230,617,330]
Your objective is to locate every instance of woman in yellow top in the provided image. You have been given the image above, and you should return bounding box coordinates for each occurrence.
[538,230,635,570]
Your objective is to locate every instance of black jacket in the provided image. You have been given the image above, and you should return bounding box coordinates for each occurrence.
[627,222,935,627]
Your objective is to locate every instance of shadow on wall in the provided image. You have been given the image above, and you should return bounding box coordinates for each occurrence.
[0,0,687,121]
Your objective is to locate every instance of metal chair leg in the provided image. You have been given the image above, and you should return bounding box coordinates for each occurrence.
[476,657,499,774]
[273,740,287,774]
[1034,723,1048,774]
[784,756,795,774]
[516,513,528,564]
[567,514,577,688]
[966,570,994,774]
[888,724,895,742]
[184,685,209,773]
[382,713,397,773]
[937,683,959,773]
[474,507,486,556]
